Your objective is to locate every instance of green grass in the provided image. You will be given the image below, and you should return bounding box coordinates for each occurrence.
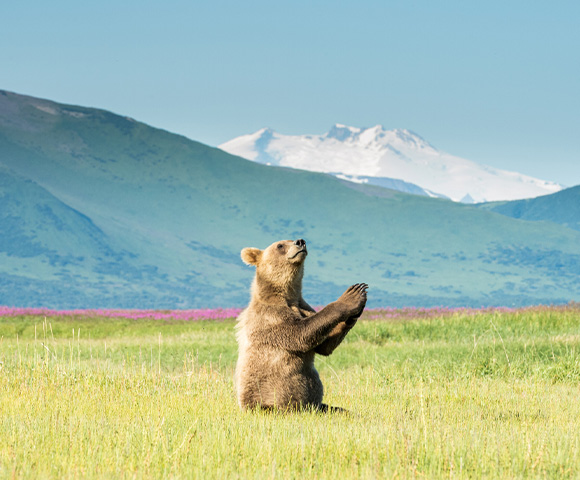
[1,308,580,478]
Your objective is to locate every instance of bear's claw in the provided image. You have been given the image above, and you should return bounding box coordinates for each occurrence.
[338,283,368,317]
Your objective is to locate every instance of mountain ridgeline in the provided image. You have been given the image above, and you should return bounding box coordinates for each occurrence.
[478,187,580,232]
[1,90,579,308]
[219,125,563,203]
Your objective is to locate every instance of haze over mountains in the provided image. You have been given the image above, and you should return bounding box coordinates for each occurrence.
[220,125,563,203]
[1,90,579,309]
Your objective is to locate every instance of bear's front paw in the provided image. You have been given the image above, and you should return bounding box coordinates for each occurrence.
[337,283,368,318]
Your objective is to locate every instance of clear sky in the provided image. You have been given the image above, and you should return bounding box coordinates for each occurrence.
[1,0,579,186]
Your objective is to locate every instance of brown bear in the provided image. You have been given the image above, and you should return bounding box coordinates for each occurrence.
[235,238,367,411]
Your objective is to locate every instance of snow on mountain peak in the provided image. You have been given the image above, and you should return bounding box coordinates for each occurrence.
[326,124,361,141]
[324,124,438,154]
[219,125,563,202]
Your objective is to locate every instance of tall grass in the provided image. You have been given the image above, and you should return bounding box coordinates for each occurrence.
[1,306,579,478]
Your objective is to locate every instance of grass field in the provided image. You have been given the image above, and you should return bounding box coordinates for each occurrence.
[1,305,580,479]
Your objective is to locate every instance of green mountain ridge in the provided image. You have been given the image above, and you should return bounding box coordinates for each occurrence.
[1,89,579,308]
[479,186,580,232]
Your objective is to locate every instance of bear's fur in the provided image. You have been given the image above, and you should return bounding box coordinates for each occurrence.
[235,239,367,411]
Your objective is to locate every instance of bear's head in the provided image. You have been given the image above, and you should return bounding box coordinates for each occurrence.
[241,239,308,300]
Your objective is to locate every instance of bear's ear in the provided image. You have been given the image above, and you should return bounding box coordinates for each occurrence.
[241,247,262,266]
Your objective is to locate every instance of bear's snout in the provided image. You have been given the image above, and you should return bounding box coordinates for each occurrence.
[294,239,306,248]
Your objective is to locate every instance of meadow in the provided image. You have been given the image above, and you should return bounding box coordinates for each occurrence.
[1,305,580,479]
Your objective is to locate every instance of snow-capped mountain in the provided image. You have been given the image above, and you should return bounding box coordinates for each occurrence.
[219,124,563,202]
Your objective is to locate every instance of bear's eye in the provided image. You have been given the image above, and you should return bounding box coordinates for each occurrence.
[277,244,284,251]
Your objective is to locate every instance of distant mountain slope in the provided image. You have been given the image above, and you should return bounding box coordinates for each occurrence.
[335,173,448,199]
[219,125,562,203]
[1,90,580,308]
[0,165,152,306]
[479,186,580,231]
[0,165,117,261]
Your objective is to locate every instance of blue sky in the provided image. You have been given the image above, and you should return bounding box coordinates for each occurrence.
[1,0,579,186]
